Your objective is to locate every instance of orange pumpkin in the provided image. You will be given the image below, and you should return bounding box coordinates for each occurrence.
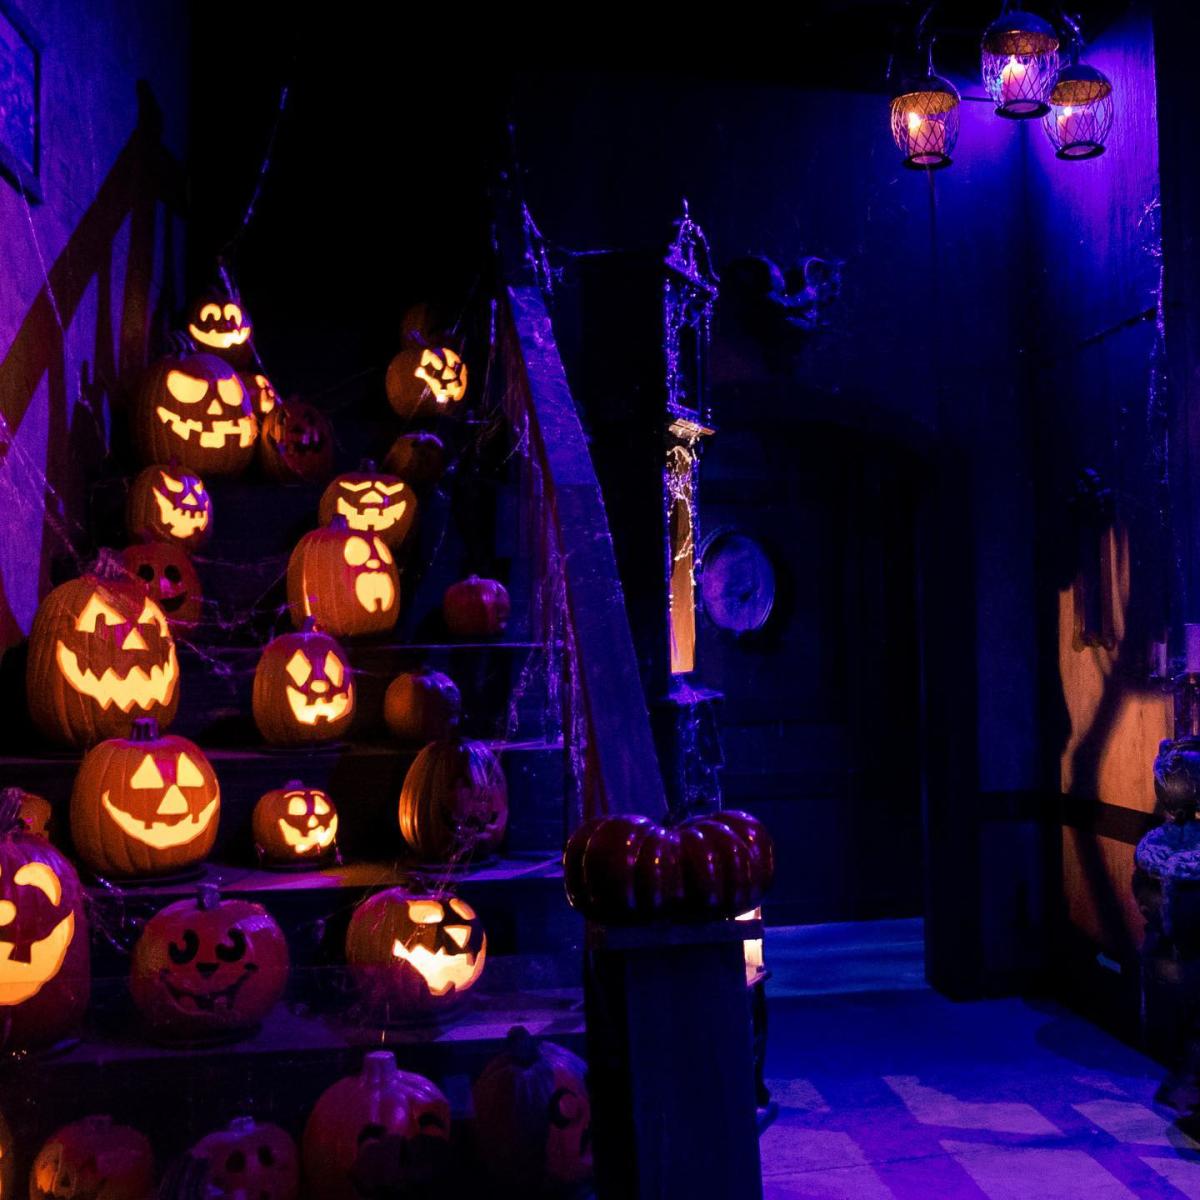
[287,519,399,638]
[259,399,335,484]
[252,622,355,745]
[382,431,446,487]
[70,718,220,877]
[318,464,416,550]
[241,371,279,420]
[191,1117,299,1200]
[443,576,510,638]
[121,542,203,630]
[398,739,508,863]
[27,552,181,748]
[0,786,52,838]
[186,291,254,367]
[135,350,257,476]
[385,345,468,421]
[29,1116,154,1200]
[253,782,338,864]
[127,463,212,549]
[383,669,461,744]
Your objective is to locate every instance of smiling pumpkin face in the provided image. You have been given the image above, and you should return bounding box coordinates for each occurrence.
[253,783,339,864]
[27,557,181,748]
[187,293,254,367]
[252,623,356,745]
[127,464,212,549]
[318,467,416,550]
[136,351,257,476]
[121,542,203,630]
[70,718,220,878]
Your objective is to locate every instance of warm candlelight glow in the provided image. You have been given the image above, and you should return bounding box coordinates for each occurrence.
[1000,56,1029,103]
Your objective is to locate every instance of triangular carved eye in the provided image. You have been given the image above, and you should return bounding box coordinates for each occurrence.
[167,371,208,405]
[75,594,125,632]
[378,482,408,496]
[162,473,185,494]
[340,481,373,493]
[445,924,471,948]
[177,755,205,788]
[138,597,170,636]
[131,756,165,789]
[286,651,312,686]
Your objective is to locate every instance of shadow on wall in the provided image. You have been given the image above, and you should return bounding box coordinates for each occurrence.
[0,84,184,651]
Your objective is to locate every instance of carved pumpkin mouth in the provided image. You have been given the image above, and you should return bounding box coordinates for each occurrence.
[188,325,251,350]
[285,687,352,726]
[414,348,467,404]
[278,815,338,854]
[335,496,408,531]
[152,488,210,536]
[55,642,179,713]
[100,789,218,849]
[355,573,395,613]
[390,938,485,997]
[0,911,74,1005]
[155,407,256,449]
[163,963,256,1013]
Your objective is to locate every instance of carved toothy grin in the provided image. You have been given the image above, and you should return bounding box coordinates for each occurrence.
[156,407,256,448]
[285,687,352,726]
[0,912,75,1005]
[188,325,251,350]
[390,940,485,997]
[278,815,338,855]
[355,573,395,613]
[153,489,210,536]
[163,964,256,1013]
[336,497,407,531]
[55,642,179,712]
[101,790,218,849]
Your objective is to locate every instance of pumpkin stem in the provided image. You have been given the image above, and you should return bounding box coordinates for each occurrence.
[299,617,319,634]
[0,789,25,836]
[284,779,306,791]
[362,1050,398,1085]
[505,1025,540,1067]
[196,883,221,911]
[130,718,161,743]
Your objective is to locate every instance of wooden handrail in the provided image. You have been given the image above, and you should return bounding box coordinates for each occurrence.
[499,284,668,822]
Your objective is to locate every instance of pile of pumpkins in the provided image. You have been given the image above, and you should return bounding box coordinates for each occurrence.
[1,1032,592,1199]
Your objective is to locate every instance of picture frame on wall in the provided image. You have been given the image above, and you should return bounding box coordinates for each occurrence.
[0,0,41,201]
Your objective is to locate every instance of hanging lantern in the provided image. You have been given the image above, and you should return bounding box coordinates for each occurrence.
[890,75,960,170]
[981,9,1060,118]
[1042,63,1114,159]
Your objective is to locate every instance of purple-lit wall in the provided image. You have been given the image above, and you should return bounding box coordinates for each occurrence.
[0,0,188,643]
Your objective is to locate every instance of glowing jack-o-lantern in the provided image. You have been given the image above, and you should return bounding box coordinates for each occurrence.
[136,351,257,476]
[130,885,289,1042]
[259,399,335,484]
[473,1026,594,1193]
[127,463,212,549]
[30,1116,154,1200]
[287,519,400,638]
[70,718,220,878]
[398,738,508,863]
[318,464,417,550]
[346,890,486,1019]
[121,542,204,630]
[0,791,90,1050]
[253,782,338,864]
[241,371,279,421]
[191,1117,300,1200]
[302,1051,450,1200]
[386,346,468,420]
[187,292,254,367]
[252,622,355,745]
[27,552,181,748]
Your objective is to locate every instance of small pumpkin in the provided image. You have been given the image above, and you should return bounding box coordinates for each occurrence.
[0,791,90,1051]
[253,782,338,864]
[0,1107,13,1199]
[130,885,289,1042]
[70,718,220,878]
[473,1026,593,1193]
[252,622,355,745]
[26,552,181,748]
[676,810,776,918]
[186,291,254,367]
[241,371,279,421]
[29,1115,154,1200]
[345,890,486,1017]
[121,542,203,630]
[191,1118,299,1200]
[135,351,257,476]
[318,463,416,550]
[301,1051,450,1200]
[382,432,446,488]
[563,815,684,924]
[258,399,335,484]
[398,738,508,863]
[385,345,468,421]
[0,786,52,839]
[127,464,212,549]
[382,669,461,744]
[443,576,510,638]
[286,519,399,638]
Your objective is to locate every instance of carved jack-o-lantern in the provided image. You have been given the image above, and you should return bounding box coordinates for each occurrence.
[258,400,335,484]
[1,786,52,839]
[302,1051,450,1200]
[121,543,203,630]
[385,346,468,420]
[29,1116,155,1200]
[0,792,90,1050]
[27,553,181,748]
[252,622,355,745]
[318,465,416,550]
[130,885,289,1042]
[135,351,257,476]
[127,464,212,549]
[383,669,461,744]
[70,718,220,878]
[287,519,399,638]
[474,1026,593,1193]
[187,293,254,367]
[253,782,338,864]
[346,890,486,1017]
[191,1117,299,1200]
[241,372,279,421]
[398,738,508,863]
[382,432,446,488]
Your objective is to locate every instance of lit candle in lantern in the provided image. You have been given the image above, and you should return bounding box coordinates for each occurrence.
[1056,104,1086,147]
[1000,55,1028,104]
[906,111,947,159]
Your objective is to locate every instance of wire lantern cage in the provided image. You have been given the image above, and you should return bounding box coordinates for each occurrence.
[981,7,1060,118]
[1042,61,1114,159]
[890,74,961,170]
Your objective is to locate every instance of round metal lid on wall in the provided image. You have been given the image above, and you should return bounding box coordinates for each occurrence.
[697,529,776,635]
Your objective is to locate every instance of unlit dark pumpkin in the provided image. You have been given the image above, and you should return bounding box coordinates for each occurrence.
[258,399,335,484]
[382,432,446,488]
[29,1115,154,1200]
[382,669,461,744]
[442,576,510,638]
[191,1117,299,1200]
[121,541,203,630]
